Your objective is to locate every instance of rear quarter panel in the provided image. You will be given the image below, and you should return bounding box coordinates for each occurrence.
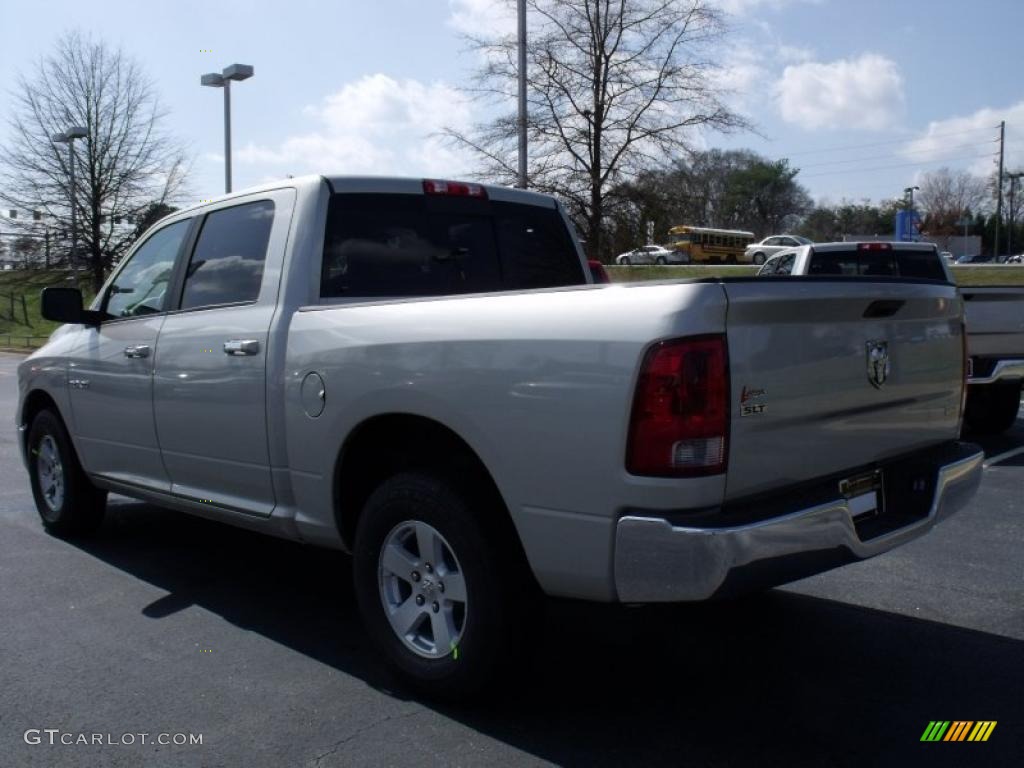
[283,282,728,600]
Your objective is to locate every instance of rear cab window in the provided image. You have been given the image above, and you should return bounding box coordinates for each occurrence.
[321,192,584,298]
[808,247,947,281]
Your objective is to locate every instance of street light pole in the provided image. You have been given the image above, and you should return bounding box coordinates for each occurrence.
[52,126,88,265]
[903,185,919,241]
[224,78,232,194]
[202,64,254,194]
[517,0,527,189]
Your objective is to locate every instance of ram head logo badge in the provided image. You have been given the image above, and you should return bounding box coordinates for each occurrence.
[866,341,890,388]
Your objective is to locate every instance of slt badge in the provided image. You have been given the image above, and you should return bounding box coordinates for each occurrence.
[740,385,767,417]
[866,340,890,388]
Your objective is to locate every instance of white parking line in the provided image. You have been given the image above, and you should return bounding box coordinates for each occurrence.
[983,445,1024,469]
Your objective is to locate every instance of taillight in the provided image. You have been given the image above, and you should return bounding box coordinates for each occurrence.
[588,259,610,283]
[626,335,729,477]
[857,242,892,251]
[422,179,488,198]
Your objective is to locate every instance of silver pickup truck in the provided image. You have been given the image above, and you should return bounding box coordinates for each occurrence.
[17,176,983,697]
[758,243,1024,433]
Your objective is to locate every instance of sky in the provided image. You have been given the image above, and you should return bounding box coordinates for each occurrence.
[2,0,1022,209]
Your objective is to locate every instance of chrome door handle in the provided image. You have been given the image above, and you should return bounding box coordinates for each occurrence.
[123,345,150,359]
[223,339,260,356]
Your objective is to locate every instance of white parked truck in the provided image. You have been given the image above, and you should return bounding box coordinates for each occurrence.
[757,242,1023,433]
[18,177,983,698]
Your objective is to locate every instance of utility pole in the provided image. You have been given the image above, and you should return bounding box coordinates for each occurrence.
[1008,171,1023,257]
[517,0,527,189]
[994,120,1005,260]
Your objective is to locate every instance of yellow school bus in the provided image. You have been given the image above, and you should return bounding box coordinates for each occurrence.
[667,226,756,264]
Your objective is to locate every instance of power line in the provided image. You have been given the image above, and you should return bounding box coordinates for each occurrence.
[770,124,1000,159]
[797,152,998,179]
[795,139,998,170]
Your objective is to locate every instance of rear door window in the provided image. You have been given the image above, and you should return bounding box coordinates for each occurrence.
[180,200,274,309]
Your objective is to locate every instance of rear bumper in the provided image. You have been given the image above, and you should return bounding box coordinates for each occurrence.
[968,358,1024,385]
[614,442,984,602]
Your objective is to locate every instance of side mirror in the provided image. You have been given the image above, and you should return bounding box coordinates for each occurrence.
[40,287,100,326]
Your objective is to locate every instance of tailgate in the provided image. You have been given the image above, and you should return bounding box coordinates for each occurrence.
[722,279,963,499]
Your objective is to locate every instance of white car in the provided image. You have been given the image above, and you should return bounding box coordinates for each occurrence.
[745,235,811,265]
[615,245,680,265]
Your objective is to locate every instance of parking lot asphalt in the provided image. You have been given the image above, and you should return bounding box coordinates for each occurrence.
[0,350,1021,767]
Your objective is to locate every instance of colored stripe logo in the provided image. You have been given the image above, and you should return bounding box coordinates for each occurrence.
[921,721,997,742]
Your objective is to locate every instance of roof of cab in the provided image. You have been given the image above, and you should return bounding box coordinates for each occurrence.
[324,175,557,208]
[175,174,558,217]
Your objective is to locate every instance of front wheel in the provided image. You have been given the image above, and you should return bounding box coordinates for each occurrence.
[964,381,1022,434]
[27,409,107,537]
[655,256,667,265]
[353,471,533,700]
[620,256,631,266]
[753,252,766,265]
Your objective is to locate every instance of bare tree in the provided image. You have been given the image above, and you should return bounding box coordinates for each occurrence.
[917,167,989,234]
[0,32,189,291]
[446,0,748,259]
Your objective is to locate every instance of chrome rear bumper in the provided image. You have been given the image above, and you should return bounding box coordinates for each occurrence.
[614,444,984,602]
[968,359,1024,385]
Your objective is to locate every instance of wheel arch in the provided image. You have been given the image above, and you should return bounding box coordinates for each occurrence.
[332,413,526,561]
[20,389,64,453]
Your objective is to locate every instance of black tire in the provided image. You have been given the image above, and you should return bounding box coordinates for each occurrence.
[753,252,766,265]
[655,256,667,265]
[964,381,1022,435]
[353,470,534,701]
[620,256,631,266]
[27,409,107,537]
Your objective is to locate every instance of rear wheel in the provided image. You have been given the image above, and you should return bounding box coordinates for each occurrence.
[27,409,106,537]
[753,252,767,265]
[655,256,667,265]
[353,470,533,700]
[964,381,1022,434]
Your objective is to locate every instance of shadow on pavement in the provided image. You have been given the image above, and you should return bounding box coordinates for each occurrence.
[71,500,1023,767]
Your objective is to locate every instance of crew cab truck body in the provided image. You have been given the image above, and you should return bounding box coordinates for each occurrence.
[18,177,983,697]
[758,242,1023,434]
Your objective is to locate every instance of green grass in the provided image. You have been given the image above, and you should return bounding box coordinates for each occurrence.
[606,264,1024,286]
[948,266,1024,286]
[0,269,95,347]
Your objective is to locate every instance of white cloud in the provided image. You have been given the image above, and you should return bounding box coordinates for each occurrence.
[776,53,905,130]
[712,41,813,117]
[901,101,1023,178]
[447,0,515,38]
[235,74,474,178]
